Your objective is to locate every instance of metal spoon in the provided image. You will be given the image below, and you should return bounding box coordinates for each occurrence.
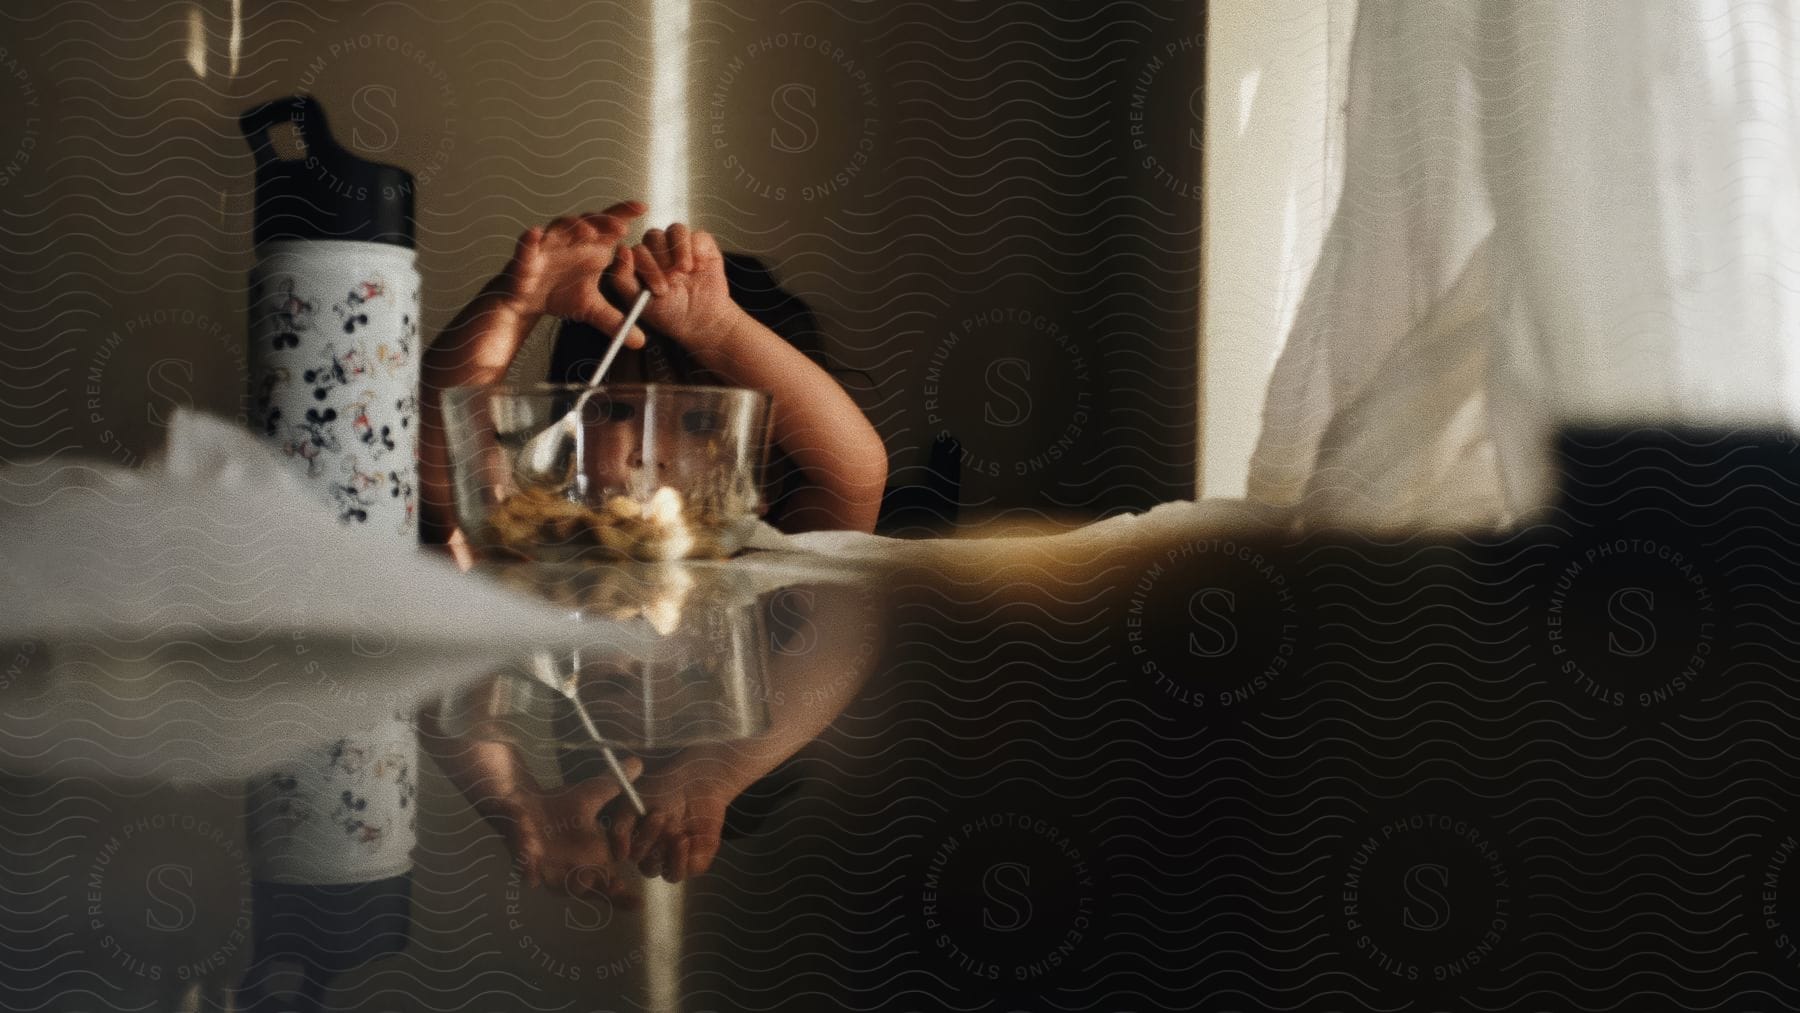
[514,289,653,488]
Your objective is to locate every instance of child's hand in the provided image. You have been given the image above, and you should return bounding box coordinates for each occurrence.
[604,224,742,352]
[499,200,650,345]
[495,763,645,907]
[602,746,742,884]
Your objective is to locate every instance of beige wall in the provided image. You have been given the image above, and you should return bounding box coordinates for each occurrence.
[0,1,653,469]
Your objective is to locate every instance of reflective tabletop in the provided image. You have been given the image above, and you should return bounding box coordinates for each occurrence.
[9,431,1800,1011]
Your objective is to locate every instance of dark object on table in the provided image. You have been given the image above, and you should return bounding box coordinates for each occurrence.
[876,431,963,536]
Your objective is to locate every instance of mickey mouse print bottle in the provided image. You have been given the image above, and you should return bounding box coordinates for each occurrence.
[242,96,421,538]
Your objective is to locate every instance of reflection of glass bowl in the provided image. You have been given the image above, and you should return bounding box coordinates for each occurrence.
[443,383,773,561]
[434,580,773,751]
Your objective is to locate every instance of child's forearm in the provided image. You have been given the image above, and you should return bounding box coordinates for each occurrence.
[690,310,888,533]
[419,280,538,543]
[417,696,543,824]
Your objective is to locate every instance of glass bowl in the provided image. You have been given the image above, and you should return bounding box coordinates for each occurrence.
[442,383,773,561]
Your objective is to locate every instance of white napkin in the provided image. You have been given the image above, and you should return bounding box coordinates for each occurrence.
[0,410,650,782]
[0,409,624,648]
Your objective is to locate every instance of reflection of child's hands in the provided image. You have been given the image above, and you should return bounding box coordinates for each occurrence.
[494,761,645,907]
[499,201,650,345]
[604,223,742,353]
[602,747,742,884]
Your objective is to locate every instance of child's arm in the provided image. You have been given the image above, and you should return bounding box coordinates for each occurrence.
[419,202,648,544]
[604,225,888,534]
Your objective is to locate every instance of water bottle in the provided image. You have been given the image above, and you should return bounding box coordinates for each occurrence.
[234,97,423,1009]
[241,95,421,538]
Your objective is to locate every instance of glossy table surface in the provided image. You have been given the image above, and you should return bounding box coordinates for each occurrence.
[9,432,1800,1011]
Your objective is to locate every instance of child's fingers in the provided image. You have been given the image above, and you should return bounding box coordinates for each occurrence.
[641,228,669,265]
[500,227,545,290]
[577,292,648,349]
[605,246,640,299]
[569,285,623,330]
[629,812,666,865]
[543,215,583,244]
[690,831,722,879]
[606,198,648,218]
[667,223,694,274]
[580,200,646,239]
[692,229,722,264]
[638,842,666,881]
[534,203,645,251]
[507,226,544,265]
[632,241,669,295]
[607,805,637,861]
[662,836,690,883]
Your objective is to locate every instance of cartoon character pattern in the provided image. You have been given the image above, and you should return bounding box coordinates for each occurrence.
[348,389,397,458]
[266,279,314,350]
[375,311,418,375]
[333,279,383,334]
[245,712,419,883]
[248,242,420,537]
[286,407,340,477]
[255,367,291,437]
[330,459,385,523]
[303,342,369,401]
[388,469,415,527]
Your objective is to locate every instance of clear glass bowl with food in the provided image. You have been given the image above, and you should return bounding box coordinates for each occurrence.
[442,383,773,561]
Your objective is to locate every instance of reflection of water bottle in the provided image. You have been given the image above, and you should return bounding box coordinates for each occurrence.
[241,95,421,538]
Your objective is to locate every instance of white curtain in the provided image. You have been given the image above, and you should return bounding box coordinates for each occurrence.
[1246,0,1800,529]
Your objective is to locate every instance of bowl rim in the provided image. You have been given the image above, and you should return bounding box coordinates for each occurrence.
[444,380,773,402]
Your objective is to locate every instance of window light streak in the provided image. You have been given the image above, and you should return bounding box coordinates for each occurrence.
[229,0,242,76]
[640,12,692,1000]
[184,4,207,79]
[647,0,692,224]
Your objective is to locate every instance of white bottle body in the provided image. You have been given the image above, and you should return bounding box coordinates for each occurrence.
[248,239,421,539]
[245,239,422,885]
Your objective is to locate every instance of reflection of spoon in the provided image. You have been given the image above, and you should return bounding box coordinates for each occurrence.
[528,651,647,816]
[513,289,653,488]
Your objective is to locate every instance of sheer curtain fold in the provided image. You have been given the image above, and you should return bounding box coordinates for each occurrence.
[1246,0,1800,528]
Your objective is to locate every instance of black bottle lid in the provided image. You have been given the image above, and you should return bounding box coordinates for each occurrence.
[241,95,415,249]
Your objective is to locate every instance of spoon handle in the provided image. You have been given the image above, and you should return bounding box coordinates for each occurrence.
[589,289,653,388]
